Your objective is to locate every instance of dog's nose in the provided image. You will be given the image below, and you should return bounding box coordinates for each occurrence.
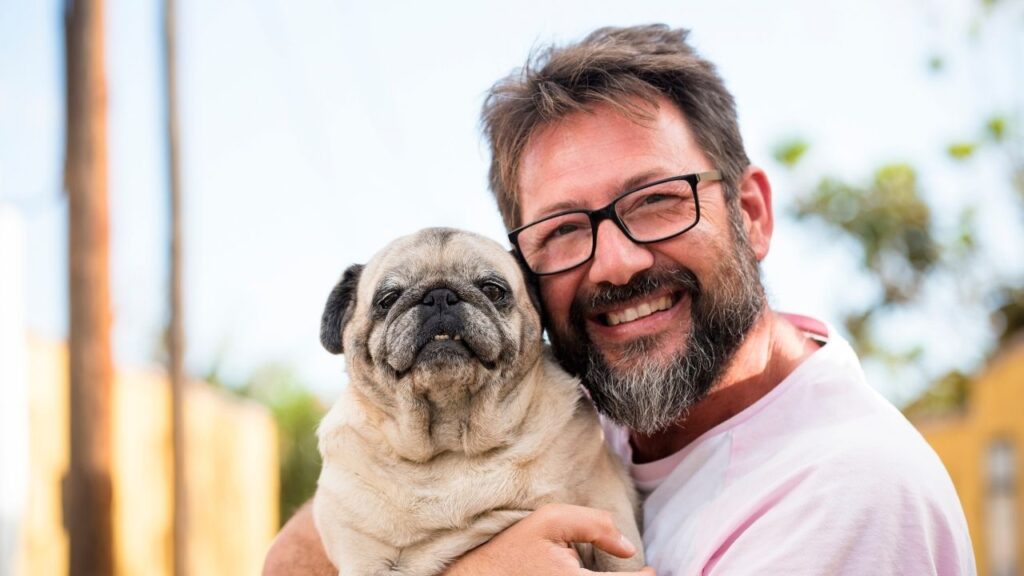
[421,287,460,312]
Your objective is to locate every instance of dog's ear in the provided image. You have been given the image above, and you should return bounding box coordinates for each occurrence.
[510,248,544,326]
[320,263,364,355]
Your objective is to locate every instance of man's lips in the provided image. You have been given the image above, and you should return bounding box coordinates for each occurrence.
[602,294,675,326]
[589,292,681,327]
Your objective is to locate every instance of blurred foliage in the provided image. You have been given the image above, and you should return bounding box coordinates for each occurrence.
[207,363,326,526]
[947,142,978,160]
[985,115,1008,143]
[791,163,965,369]
[773,138,810,168]
[902,370,971,420]
[993,286,1024,349]
[781,0,1024,413]
[795,164,943,305]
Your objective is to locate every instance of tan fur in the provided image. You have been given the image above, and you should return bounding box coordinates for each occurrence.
[314,228,644,576]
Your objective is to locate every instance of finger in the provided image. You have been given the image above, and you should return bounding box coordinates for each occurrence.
[535,504,637,559]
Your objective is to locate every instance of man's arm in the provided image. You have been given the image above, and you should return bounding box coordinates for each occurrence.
[262,502,335,576]
[263,501,653,576]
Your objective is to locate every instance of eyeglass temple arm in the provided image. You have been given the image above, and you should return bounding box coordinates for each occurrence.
[696,170,722,183]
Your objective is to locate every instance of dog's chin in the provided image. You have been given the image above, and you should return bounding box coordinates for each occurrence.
[415,339,476,368]
[399,339,497,387]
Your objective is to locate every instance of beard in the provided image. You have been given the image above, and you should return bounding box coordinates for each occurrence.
[546,210,766,435]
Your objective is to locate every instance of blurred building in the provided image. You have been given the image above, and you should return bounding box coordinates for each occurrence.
[0,205,29,576]
[912,342,1024,576]
[3,193,280,573]
[19,339,279,576]
[0,204,279,576]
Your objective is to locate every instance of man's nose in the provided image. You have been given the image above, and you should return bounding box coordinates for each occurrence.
[587,220,654,286]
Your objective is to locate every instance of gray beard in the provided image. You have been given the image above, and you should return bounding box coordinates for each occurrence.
[547,214,765,435]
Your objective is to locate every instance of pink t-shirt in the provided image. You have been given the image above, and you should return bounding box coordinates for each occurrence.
[602,322,976,575]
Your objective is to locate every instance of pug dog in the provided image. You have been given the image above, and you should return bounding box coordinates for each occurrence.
[314,227,644,576]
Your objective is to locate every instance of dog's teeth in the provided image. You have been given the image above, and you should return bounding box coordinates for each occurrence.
[434,334,450,341]
[453,335,461,341]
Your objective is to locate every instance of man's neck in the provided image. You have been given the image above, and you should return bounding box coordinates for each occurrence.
[629,310,820,464]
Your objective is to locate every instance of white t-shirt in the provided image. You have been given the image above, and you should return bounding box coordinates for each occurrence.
[602,323,976,575]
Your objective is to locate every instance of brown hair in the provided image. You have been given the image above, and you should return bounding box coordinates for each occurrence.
[482,24,750,230]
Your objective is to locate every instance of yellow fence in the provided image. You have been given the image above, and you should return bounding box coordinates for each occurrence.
[19,338,278,576]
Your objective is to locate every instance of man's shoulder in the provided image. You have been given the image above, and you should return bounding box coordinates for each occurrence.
[731,332,958,504]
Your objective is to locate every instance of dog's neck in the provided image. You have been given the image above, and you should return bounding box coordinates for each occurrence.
[357,355,577,463]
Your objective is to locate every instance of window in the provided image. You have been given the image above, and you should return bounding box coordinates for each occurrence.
[987,438,1017,576]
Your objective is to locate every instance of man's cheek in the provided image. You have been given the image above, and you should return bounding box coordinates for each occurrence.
[539,277,575,323]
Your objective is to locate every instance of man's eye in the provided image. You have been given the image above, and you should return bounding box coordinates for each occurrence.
[553,223,582,236]
[377,292,400,310]
[543,222,586,244]
[642,193,671,205]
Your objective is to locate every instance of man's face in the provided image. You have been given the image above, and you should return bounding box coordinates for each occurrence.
[517,98,766,434]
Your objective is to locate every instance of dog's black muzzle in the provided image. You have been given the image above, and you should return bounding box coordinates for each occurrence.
[413,287,471,357]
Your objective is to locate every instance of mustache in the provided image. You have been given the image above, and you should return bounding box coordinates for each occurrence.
[575,266,702,315]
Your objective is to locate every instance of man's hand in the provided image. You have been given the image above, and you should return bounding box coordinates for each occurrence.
[444,503,654,576]
[262,502,335,576]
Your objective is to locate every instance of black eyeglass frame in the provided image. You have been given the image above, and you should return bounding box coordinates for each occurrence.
[508,170,722,276]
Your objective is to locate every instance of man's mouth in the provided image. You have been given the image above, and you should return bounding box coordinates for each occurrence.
[601,294,677,327]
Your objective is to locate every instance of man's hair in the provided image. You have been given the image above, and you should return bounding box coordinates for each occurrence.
[482,24,750,230]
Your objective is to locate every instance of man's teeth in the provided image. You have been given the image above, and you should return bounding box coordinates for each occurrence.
[605,296,674,327]
[432,334,462,341]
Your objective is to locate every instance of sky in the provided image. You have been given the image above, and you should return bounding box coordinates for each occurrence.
[1,0,1021,403]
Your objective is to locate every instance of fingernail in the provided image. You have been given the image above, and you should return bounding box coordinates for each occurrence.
[619,534,636,555]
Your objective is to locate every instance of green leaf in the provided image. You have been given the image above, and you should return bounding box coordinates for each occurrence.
[927,55,945,73]
[946,141,977,160]
[772,138,810,168]
[985,115,1008,142]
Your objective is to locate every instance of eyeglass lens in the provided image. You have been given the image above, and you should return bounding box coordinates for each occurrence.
[517,178,697,274]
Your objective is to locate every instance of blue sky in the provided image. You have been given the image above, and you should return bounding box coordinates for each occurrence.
[1,0,1021,402]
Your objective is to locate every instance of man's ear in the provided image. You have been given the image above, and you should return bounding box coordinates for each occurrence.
[510,249,544,326]
[320,264,364,355]
[736,165,774,261]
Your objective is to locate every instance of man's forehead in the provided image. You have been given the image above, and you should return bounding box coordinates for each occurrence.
[516,98,703,222]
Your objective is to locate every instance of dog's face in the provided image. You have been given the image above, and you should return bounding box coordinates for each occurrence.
[321,228,543,404]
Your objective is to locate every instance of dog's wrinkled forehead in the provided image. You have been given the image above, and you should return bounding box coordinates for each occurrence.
[359,228,520,298]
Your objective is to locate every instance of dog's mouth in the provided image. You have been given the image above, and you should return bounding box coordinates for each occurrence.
[410,325,497,371]
[418,329,470,358]
[429,332,463,343]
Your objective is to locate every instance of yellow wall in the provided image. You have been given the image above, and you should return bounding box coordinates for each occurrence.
[19,338,278,576]
[914,342,1024,576]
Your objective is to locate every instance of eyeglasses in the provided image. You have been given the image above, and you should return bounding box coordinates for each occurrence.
[509,170,722,276]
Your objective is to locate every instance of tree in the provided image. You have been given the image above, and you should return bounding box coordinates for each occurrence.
[63,0,115,572]
[776,0,1023,414]
[163,0,188,573]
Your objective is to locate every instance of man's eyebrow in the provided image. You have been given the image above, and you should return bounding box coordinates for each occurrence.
[530,170,668,220]
[619,170,667,193]
[532,198,588,218]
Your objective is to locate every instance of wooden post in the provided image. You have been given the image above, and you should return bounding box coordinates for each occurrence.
[63,0,114,574]
[164,0,189,574]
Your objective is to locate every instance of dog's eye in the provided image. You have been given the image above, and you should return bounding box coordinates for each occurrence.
[480,282,506,303]
[377,291,400,311]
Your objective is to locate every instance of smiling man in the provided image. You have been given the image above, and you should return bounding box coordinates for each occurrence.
[264,25,975,575]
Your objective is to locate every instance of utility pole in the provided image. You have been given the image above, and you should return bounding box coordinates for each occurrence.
[164,0,188,574]
[63,0,114,574]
